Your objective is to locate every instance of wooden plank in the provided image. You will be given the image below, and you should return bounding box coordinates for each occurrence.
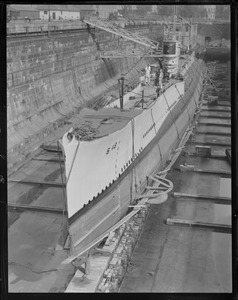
[191,168,231,176]
[196,131,230,136]
[188,153,227,159]
[198,122,230,127]
[173,192,231,204]
[166,218,231,234]
[199,115,231,119]
[8,203,64,214]
[174,167,231,176]
[32,157,64,163]
[226,149,231,164]
[192,141,231,147]
[42,144,61,152]
[8,178,66,187]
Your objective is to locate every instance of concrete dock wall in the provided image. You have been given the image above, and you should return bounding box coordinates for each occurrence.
[197,23,230,45]
[7,24,164,171]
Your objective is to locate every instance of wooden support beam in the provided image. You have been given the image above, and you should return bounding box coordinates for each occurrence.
[214,101,230,106]
[8,178,66,187]
[193,141,231,147]
[32,157,64,163]
[198,121,230,127]
[174,167,231,176]
[42,144,61,152]
[166,218,231,234]
[226,149,231,164]
[173,192,231,205]
[196,131,230,136]
[190,168,231,176]
[188,153,227,160]
[199,114,231,119]
[8,203,64,214]
[201,108,231,112]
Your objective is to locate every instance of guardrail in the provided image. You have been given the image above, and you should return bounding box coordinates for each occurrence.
[7,18,164,35]
[7,20,88,35]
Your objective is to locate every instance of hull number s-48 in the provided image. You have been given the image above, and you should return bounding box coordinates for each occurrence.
[106,142,118,155]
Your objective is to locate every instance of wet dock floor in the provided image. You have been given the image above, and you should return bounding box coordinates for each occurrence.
[119,98,232,293]
[119,159,231,292]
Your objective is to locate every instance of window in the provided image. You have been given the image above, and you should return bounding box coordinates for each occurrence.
[44,11,47,15]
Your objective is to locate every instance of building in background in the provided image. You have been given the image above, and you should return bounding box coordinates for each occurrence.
[151,5,158,14]
[92,5,119,19]
[203,5,216,19]
[37,5,95,20]
[8,5,40,20]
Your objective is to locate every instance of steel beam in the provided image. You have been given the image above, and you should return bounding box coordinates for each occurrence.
[83,19,161,50]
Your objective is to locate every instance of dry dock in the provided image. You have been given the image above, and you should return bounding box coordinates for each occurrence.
[7,61,231,293]
[118,61,232,293]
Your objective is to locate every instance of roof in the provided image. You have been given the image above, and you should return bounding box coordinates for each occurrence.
[36,5,95,12]
[9,5,38,12]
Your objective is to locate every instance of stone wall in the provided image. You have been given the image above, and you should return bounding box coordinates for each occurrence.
[197,23,230,44]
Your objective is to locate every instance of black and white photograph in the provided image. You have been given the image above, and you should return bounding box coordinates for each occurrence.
[5,3,233,295]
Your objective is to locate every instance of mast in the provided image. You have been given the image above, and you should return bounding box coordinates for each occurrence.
[118,77,124,110]
[173,5,176,36]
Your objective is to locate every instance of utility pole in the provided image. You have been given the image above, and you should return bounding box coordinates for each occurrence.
[118,77,124,110]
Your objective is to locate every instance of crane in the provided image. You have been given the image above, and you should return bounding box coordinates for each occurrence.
[83,18,163,59]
